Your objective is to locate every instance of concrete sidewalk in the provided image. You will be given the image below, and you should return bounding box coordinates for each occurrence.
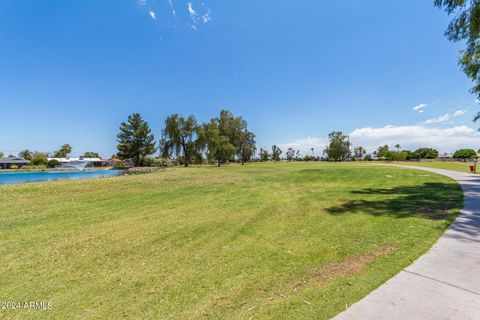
[333,166,480,320]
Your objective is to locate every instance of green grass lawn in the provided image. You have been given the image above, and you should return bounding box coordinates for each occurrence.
[0,163,463,319]
[395,161,477,173]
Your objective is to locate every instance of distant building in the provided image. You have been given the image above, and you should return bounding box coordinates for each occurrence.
[437,153,453,161]
[0,157,29,169]
[47,157,107,169]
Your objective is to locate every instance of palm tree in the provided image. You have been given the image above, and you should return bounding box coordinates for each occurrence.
[395,144,401,151]
[311,147,315,157]
[160,114,204,167]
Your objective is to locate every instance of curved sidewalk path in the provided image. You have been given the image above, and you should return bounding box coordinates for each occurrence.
[333,166,480,320]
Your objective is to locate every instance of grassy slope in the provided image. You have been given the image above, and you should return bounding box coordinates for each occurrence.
[0,163,463,319]
[395,161,477,173]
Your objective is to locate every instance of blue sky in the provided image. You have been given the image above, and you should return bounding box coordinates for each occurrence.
[0,0,479,157]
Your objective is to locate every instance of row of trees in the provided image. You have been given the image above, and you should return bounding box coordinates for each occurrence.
[116,110,256,167]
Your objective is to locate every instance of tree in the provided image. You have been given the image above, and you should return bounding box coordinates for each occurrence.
[310,147,315,157]
[0,151,4,158]
[385,151,407,161]
[435,1,480,125]
[414,148,439,159]
[30,151,48,166]
[453,148,478,161]
[324,131,351,161]
[295,150,301,160]
[354,146,367,160]
[286,148,296,161]
[203,121,236,166]
[395,144,401,151]
[117,113,157,167]
[259,148,270,162]
[83,151,100,158]
[271,145,282,162]
[239,130,256,164]
[215,109,256,162]
[160,114,203,167]
[53,144,72,158]
[18,150,33,160]
[376,144,390,159]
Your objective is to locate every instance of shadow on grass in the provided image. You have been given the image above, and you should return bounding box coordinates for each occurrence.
[325,182,463,221]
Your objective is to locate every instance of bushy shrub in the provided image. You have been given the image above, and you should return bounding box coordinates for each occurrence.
[30,152,48,166]
[385,151,407,161]
[113,163,129,169]
[47,159,60,168]
[153,158,174,167]
[364,154,373,161]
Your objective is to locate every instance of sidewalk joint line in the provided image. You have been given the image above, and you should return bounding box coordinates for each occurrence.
[403,270,480,296]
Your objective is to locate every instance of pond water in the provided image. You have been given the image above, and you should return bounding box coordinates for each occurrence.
[0,170,122,185]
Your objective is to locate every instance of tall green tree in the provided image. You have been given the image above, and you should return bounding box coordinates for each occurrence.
[0,152,4,158]
[324,131,351,161]
[53,144,73,158]
[239,130,256,164]
[435,0,480,124]
[117,113,157,167]
[271,145,282,162]
[214,110,256,162]
[203,122,236,166]
[18,150,33,160]
[160,114,203,167]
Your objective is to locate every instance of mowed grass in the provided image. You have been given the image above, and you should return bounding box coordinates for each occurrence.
[395,161,477,173]
[0,162,463,319]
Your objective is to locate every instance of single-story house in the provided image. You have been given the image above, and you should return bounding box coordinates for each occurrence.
[0,157,29,169]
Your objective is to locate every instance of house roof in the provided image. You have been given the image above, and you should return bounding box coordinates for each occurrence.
[0,157,29,164]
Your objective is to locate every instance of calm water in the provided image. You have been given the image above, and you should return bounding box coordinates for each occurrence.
[0,170,122,185]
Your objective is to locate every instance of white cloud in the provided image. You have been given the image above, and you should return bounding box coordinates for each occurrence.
[168,0,176,17]
[139,0,147,7]
[187,2,196,16]
[413,103,428,112]
[149,10,158,20]
[425,114,449,124]
[350,124,479,153]
[454,109,467,117]
[202,8,211,23]
[278,137,328,156]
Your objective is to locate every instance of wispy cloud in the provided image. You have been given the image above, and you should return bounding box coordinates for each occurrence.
[425,114,449,124]
[139,0,147,7]
[168,0,176,17]
[413,103,428,113]
[202,8,211,23]
[453,109,467,117]
[149,10,158,20]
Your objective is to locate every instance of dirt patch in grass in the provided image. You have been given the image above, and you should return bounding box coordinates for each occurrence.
[314,246,397,284]
[290,246,397,292]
